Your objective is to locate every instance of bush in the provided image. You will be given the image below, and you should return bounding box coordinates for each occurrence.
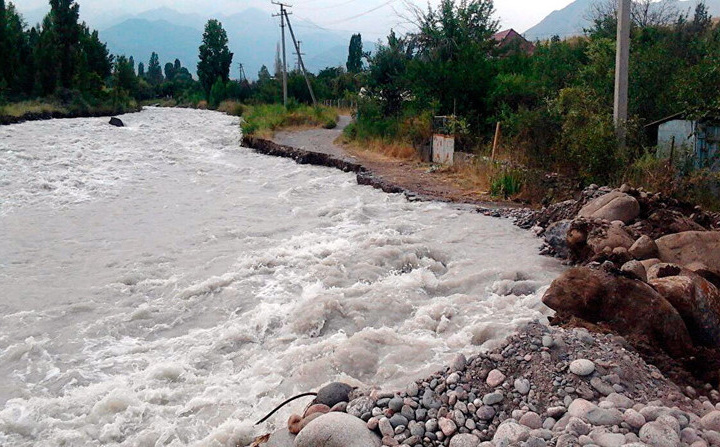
[242,104,339,137]
[490,170,524,198]
[217,100,244,116]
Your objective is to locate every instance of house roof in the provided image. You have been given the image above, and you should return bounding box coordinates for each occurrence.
[492,29,519,42]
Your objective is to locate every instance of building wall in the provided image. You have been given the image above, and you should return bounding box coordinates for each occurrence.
[657,120,696,162]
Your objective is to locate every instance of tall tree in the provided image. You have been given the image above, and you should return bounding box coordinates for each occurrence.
[137,61,145,78]
[49,0,80,89]
[0,0,7,91]
[197,19,233,96]
[147,51,163,85]
[164,61,176,81]
[346,33,365,73]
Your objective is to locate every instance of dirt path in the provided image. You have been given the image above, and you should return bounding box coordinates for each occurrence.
[271,116,517,208]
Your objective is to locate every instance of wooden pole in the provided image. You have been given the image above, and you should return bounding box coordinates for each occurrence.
[614,0,631,144]
[492,122,502,161]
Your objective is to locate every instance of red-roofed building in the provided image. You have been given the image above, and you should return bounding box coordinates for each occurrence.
[492,29,535,55]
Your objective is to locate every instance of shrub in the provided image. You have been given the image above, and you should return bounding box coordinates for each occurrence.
[490,170,524,198]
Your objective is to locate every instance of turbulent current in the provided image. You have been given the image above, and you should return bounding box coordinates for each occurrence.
[0,108,563,446]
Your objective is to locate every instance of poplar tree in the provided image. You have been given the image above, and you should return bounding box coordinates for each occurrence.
[197,19,233,97]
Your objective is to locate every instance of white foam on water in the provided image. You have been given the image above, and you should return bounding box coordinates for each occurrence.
[0,108,563,446]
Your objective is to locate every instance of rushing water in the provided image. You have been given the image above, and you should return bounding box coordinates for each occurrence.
[0,108,563,446]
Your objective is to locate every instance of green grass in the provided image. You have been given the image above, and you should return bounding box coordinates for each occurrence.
[242,103,339,138]
[0,100,68,117]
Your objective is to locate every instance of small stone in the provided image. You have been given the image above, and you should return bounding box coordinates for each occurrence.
[566,417,590,436]
[547,406,567,418]
[486,369,506,387]
[542,336,554,347]
[447,373,460,385]
[493,421,530,444]
[701,410,720,431]
[388,397,403,412]
[475,406,496,421]
[451,354,467,372]
[514,378,531,395]
[569,359,595,376]
[379,417,393,437]
[639,421,681,447]
[406,383,419,397]
[592,432,625,447]
[347,397,375,418]
[590,377,614,396]
[586,408,623,426]
[389,414,408,428]
[448,433,480,447]
[605,393,634,409]
[520,412,542,429]
[482,392,503,406]
[439,417,457,437]
[381,435,399,446]
[624,409,646,429]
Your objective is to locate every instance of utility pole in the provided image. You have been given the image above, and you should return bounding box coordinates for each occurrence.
[614,0,631,144]
[238,63,247,82]
[272,1,291,107]
[284,9,317,107]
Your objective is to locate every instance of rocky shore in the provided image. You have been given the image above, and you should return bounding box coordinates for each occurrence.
[253,323,720,447]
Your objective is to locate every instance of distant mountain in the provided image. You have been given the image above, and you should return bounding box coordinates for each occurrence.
[524,0,720,42]
[97,7,354,80]
[100,19,202,75]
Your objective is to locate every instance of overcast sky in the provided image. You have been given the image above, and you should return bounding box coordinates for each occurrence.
[17,0,576,35]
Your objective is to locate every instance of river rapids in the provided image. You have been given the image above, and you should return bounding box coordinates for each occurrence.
[0,108,562,446]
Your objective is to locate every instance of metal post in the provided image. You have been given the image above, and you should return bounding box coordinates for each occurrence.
[284,9,317,107]
[272,2,290,107]
[614,0,631,144]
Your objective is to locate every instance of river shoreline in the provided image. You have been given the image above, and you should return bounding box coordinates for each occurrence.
[243,121,720,447]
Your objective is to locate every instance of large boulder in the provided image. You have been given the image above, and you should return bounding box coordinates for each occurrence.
[294,412,381,447]
[656,231,720,272]
[578,191,640,224]
[542,267,693,357]
[650,271,720,348]
[544,220,572,258]
[109,117,124,127]
[629,235,659,260]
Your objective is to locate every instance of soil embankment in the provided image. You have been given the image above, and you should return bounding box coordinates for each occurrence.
[244,116,517,207]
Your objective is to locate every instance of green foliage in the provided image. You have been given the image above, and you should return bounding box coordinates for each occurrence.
[490,170,524,198]
[346,34,365,73]
[197,19,233,97]
[209,78,227,108]
[146,52,163,85]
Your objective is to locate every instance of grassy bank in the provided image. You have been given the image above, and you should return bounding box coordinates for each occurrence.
[0,99,140,125]
[241,104,338,138]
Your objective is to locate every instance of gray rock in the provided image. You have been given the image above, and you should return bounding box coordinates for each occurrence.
[605,393,634,409]
[568,399,598,419]
[566,417,591,436]
[406,382,419,397]
[388,396,403,412]
[493,421,530,444]
[701,411,720,431]
[109,117,124,127]
[315,382,353,408]
[389,414,408,428]
[578,191,640,224]
[482,392,503,406]
[569,359,595,376]
[556,434,579,447]
[451,353,468,372]
[639,421,681,447]
[592,432,625,447]
[476,406,496,421]
[586,408,623,426]
[448,433,480,447]
[514,378,531,395]
[294,412,382,447]
[630,235,659,260]
[379,417,393,437]
[347,397,375,418]
[520,412,542,429]
[544,220,572,258]
[590,378,614,396]
[422,388,442,409]
[624,409,646,429]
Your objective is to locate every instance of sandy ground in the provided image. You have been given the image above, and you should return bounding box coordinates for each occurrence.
[272,117,516,208]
